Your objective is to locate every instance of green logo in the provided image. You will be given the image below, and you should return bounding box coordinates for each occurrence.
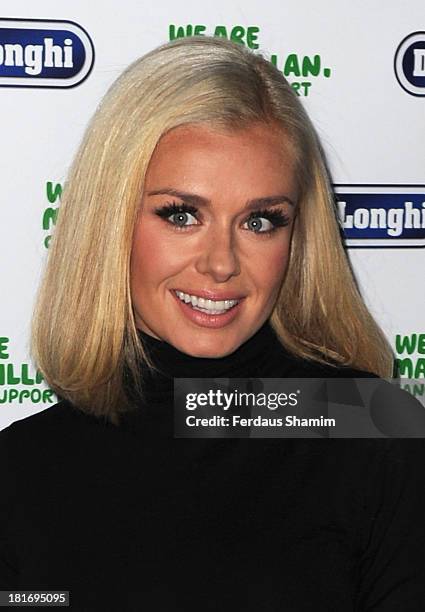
[43,181,62,248]
[394,334,425,385]
[0,336,55,405]
[168,24,333,97]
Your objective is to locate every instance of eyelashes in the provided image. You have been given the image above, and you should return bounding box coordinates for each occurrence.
[154,201,291,235]
[155,201,198,222]
[246,207,291,232]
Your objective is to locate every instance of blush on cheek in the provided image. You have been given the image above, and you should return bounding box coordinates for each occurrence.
[257,243,291,284]
[130,223,157,289]
[265,251,290,308]
[131,227,158,267]
[130,222,188,289]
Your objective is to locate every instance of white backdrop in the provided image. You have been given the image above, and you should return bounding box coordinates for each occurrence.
[1,0,424,430]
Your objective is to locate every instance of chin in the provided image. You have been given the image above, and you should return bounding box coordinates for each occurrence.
[177,337,239,359]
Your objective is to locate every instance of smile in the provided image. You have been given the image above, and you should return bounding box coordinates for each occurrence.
[174,290,239,315]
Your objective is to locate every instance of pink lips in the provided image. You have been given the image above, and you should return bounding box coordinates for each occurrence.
[171,289,244,329]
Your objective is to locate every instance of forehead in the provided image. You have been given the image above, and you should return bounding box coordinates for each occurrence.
[144,122,297,197]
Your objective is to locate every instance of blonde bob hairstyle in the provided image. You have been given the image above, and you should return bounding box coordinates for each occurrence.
[31,35,394,425]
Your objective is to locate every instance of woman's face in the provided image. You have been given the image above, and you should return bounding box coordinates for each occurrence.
[130,122,298,357]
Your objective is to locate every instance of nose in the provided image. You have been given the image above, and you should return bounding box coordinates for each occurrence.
[194,224,241,282]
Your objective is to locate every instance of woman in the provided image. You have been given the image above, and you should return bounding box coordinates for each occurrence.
[1,36,424,610]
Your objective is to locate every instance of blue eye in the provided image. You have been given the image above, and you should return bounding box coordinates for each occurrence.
[154,202,199,229]
[244,216,275,233]
[244,208,291,234]
[154,201,291,235]
[170,210,198,227]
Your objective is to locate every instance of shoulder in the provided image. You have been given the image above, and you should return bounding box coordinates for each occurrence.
[0,400,92,441]
[281,354,379,378]
[269,337,378,378]
[0,401,109,469]
[273,350,425,437]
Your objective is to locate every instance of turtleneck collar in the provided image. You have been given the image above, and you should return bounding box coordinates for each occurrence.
[136,320,287,380]
[119,320,296,434]
[118,321,373,435]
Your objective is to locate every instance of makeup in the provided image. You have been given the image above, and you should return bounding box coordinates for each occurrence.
[155,201,291,236]
[170,289,244,329]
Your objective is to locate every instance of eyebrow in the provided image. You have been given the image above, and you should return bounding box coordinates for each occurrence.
[146,188,295,210]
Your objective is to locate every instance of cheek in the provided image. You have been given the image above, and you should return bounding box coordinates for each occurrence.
[130,223,184,289]
[250,239,291,294]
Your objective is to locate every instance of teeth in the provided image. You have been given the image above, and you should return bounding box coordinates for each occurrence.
[175,290,239,312]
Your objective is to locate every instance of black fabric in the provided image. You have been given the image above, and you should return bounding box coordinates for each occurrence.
[136,319,369,380]
[1,322,425,611]
[123,321,373,435]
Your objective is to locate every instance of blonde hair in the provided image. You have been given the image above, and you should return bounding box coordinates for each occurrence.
[31,35,393,424]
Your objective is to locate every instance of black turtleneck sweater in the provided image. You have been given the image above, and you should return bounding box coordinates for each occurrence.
[0,321,424,611]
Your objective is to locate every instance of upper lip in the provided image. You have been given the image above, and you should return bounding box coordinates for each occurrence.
[173,288,245,301]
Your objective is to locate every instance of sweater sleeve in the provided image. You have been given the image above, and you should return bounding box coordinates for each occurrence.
[0,425,20,589]
[356,439,425,611]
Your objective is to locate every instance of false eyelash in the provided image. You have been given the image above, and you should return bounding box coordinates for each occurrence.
[246,207,291,229]
[154,201,291,233]
[154,201,198,220]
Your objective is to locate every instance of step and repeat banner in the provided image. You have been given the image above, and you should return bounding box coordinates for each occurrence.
[1,1,424,430]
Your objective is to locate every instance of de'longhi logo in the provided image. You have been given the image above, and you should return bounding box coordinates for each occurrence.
[394,31,425,96]
[0,18,94,88]
[335,185,425,248]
